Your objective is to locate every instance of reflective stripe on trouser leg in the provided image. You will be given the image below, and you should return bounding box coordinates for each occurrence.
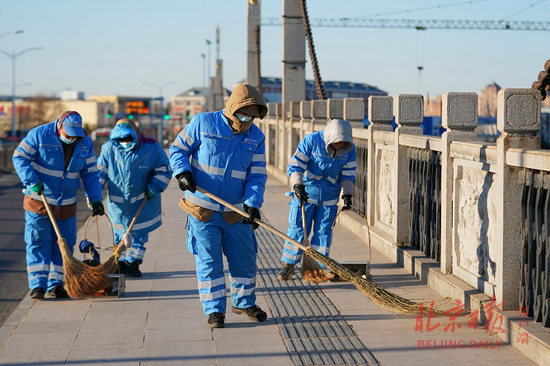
[187,213,227,315]
[310,204,338,268]
[24,211,77,291]
[114,229,148,263]
[282,200,314,265]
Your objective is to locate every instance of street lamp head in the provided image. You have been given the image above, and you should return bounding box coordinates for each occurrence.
[14,30,24,34]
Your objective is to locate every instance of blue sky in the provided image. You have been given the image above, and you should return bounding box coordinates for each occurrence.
[0,0,549,100]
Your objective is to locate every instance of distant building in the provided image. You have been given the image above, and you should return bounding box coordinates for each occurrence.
[60,90,85,101]
[478,82,501,117]
[171,87,231,133]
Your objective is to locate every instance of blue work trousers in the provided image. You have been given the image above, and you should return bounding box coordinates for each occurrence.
[281,199,338,266]
[24,210,77,292]
[114,229,148,264]
[186,212,258,315]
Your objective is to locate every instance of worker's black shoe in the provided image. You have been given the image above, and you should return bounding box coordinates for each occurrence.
[231,305,267,322]
[117,261,128,274]
[30,287,45,300]
[207,312,225,328]
[126,262,142,277]
[277,264,295,281]
[48,286,69,298]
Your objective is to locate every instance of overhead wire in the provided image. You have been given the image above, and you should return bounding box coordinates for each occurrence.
[499,0,547,21]
[345,0,495,20]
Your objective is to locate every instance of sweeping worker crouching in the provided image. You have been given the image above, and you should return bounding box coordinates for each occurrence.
[169,83,268,328]
[97,119,172,277]
[12,111,105,300]
[277,118,357,281]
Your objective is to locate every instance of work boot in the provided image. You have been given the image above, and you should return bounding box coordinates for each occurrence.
[48,286,69,298]
[231,305,268,322]
[126,262,142,277]
[117,260,128,274]
[207,312,225,328]
[30,287,45,300]
[277,264,295,281]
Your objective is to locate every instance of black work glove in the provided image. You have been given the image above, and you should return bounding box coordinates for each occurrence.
[91,201,105,216]
[293,184,308,207]
[342,195,352,211]
[176,171,196,193]
[242,204,261,230]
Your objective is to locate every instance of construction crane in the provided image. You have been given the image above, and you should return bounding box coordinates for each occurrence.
[261,18,550,31]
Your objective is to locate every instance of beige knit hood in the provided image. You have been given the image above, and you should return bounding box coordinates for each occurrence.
[224,84,268,133]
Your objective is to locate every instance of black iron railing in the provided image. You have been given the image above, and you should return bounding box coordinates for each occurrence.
[352,138,368,216]
[408,147,442,262]
[520,169,550,328]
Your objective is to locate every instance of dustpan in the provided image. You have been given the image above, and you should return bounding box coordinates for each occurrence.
[79,213,125,297]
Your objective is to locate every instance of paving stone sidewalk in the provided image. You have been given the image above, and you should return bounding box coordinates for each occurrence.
[0,176,539,365]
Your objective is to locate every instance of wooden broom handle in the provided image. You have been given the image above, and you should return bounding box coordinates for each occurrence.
[126,195,148,233]
[40,193,63,240]
[195,186,307,251]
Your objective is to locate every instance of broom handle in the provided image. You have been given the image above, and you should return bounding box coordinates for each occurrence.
[301,204,309,245]
[195,186,307,251]
[126,195,148,233]
[40,193,64,240]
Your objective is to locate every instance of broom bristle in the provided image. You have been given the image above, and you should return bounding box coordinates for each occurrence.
[301,255,334,283]
[98,241,127,274]
[58,239,111,299]
[303,247,446,315]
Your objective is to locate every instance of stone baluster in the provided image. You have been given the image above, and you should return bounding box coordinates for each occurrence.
[494,88,540,310]
[344,98,366,129]
[394,94,424,244]
[327,98,344,123]
[312,100,327,131]
[367,96,394,226]
[440,92,479,274]
[300,101,312,139]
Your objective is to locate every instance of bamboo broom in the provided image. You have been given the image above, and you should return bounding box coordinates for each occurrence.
[41,193,110,298]
[196,186,430,316]
[300,204,333,283]
[99,195,148,274]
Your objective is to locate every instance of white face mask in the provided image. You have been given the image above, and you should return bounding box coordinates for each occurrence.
[59,135,76,144]
[120,142,132,149]
[234,113,253,123]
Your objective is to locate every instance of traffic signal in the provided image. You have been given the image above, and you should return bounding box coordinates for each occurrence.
[128,114,134,120]
[164,107,170,120]
[106,110,112,119]
[186,111,190,120]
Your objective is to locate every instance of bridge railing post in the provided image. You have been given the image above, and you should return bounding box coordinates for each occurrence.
[495,88,540,310]
[440,92,479,274]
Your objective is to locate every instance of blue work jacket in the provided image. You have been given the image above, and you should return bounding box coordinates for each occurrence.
[97,140,172,237]
[13,121,102,206]
[288,131,356,206]
[169,109,267,211]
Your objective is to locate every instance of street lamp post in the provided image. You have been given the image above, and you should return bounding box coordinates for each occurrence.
[0,47,42,138]
[201,53,206,94]
[142,81,175,143]
[205,39,212,112]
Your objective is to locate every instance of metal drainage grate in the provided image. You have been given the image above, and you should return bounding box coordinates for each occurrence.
[255,226,380,366]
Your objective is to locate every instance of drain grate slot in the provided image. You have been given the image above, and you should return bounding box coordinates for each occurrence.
[255,227,380,366]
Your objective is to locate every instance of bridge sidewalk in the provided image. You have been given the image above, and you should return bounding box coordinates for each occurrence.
[0,175,540,365]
